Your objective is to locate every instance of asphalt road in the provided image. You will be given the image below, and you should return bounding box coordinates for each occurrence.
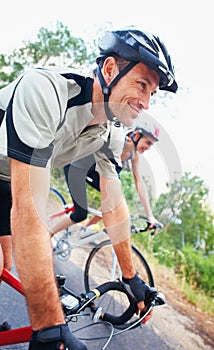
[0,248,181,350]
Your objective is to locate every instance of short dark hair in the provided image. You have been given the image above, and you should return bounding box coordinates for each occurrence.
[96,54,130,73]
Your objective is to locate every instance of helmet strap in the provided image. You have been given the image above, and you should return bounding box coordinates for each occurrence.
[129,131,143,150]
[95,61,138,127]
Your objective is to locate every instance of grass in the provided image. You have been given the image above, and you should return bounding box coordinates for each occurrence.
[131,238,214,317]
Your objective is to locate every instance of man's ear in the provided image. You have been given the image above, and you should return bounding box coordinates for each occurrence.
[102,57,119,83]
[133,131,140,141]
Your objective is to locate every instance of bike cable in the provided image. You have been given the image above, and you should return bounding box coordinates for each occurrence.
[72,321,114,350]
[69,304,154,349]
[112,303,154,336]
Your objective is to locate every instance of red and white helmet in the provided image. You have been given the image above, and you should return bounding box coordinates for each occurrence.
[135,122,159,142]
[127,121,159,148]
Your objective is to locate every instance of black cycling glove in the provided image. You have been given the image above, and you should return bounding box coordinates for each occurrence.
[122,273,156,304]
[29,323,88,350]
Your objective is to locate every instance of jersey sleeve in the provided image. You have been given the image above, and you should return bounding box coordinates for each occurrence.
[6,69,67,167]
[94,123,125,179]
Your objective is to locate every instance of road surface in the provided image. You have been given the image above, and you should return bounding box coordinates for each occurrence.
[0,246,210,349]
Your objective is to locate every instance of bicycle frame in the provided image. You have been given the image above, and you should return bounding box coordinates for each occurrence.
[51,207,159,260]
[0,268,32,346]
[49,205,102,221]
[49,202,107,260]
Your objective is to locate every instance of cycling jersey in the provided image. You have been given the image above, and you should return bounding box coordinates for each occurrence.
[0,67,124,179]
[63,125,124,222]
[0,155,10,181]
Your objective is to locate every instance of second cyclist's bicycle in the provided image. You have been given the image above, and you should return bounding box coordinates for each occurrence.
[47,188,163,299]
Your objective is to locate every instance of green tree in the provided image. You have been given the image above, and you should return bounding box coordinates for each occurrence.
[153,172,214,255]
[130,171,214,295]
[0,21,97,87]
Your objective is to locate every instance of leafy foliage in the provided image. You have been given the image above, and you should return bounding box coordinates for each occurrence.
[22,21,94,67]
[120,169,140,212]
[0,21,97,88]
[153,172,214,254]
[175,245,214,293]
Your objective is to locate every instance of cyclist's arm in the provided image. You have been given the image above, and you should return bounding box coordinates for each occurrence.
[10,159,65,330]
[131,153,158,225]
[100,175,152,322]
[100,175,135,277]
[121,136,133,162]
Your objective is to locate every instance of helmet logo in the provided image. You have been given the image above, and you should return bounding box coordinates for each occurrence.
[154,126,160,139]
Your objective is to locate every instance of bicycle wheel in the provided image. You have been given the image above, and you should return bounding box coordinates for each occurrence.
[47,188,67,213]
[46,187,67,220]
[46,188,72,261]
[84,240,154,329]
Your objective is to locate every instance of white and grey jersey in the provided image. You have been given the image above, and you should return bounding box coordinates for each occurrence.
[0,155,10,181]
[0,67,124,179]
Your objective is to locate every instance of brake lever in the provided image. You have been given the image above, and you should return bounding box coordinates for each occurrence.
[154,292,166,306]
[150,222,164,236]
[130,215,163,236]
[139,290,166,323]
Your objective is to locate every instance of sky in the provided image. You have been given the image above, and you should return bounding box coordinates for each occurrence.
[1,0,214,208]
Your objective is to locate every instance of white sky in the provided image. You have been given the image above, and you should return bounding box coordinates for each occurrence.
[1,0,214,208]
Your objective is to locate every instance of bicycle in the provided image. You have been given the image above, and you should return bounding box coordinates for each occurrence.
[0,267,165,349]
[47,187,163,315]
[47,187,106,261]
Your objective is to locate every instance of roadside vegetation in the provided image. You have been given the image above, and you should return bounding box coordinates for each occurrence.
[123,170,214,316]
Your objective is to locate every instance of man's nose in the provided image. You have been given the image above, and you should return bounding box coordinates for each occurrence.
[139,94,151,110]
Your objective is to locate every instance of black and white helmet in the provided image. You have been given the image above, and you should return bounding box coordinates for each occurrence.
[97,26,178,93]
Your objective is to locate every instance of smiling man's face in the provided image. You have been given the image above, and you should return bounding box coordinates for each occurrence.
[108,62,159,127]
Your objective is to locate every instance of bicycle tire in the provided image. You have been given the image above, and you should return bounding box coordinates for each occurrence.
[47,187,67,217]
[47,188,72,261]
[84,239,154,329]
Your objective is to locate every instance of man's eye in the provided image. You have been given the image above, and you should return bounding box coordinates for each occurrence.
[151,91,157,97]
[140,82,146,89]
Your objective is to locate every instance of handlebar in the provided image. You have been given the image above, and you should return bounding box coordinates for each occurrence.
[57,275,165,328]
[130,215,163,236]
[97,281,165,327]
[92,281,137,326]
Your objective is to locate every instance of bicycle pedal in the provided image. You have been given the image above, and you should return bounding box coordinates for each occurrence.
[0,321,11,331]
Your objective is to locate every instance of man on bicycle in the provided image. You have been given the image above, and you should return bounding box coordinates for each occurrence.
[0,26,177,349]
[50,120,161,237]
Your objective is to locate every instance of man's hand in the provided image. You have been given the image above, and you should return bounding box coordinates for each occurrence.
[137,301,153,325]
[147,215,163,236]
[29,324,88,349]
[122,273,156,324]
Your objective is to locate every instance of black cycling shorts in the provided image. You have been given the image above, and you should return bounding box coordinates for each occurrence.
[0,180,12,236]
